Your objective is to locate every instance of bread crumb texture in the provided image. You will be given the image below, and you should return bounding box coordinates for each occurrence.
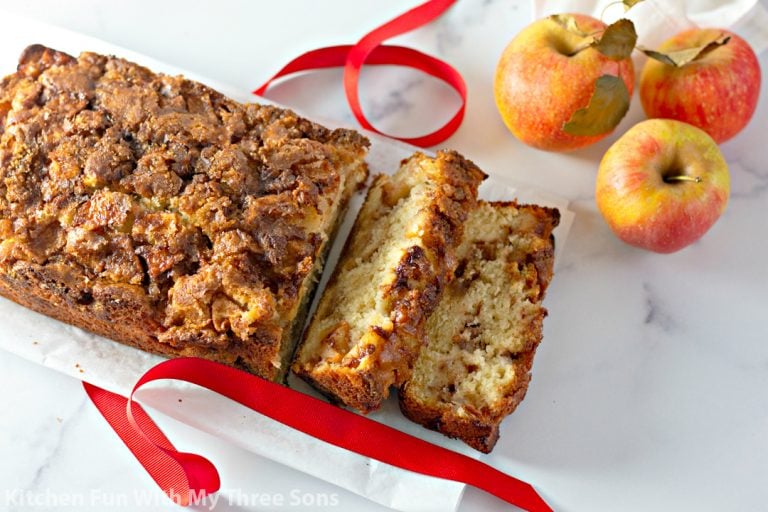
[400,201,559,452]
[294,150,486,412]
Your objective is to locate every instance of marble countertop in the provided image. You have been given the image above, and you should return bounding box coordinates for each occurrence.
[1,1,767,511]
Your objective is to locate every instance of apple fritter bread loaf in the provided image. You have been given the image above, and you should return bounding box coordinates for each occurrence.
[0,45,369,381]
[399,201,559,452]
[293,151,487,413]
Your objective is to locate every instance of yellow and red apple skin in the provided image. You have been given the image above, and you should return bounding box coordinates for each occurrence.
[494,14,635,152]
[596,119,730,253]
[640,29,761,144]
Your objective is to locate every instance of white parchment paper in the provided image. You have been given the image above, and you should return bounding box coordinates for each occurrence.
[0,10,574,512]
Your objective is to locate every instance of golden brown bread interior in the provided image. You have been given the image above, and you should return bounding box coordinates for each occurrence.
[293,151,487,413]
[399,201,559,452]
[0,45,369,381]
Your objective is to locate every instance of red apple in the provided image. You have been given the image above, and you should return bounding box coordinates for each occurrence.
[596,119,729,253]
[494,14,635,152]
[639,29,761,144]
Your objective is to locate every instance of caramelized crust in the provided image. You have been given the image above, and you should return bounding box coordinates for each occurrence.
[293,151,486,413]
[0,45,368,381]
[399,202,559,452]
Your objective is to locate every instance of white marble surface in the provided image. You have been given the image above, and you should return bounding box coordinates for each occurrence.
[0,1,767,511]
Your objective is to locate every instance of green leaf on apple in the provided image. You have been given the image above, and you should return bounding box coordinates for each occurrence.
[563,75,630,136]
[639,35,731,67]
[592,19,637,61]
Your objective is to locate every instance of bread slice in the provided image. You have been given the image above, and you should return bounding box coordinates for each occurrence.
[399,201,560,452]
[293,151,487,413]
[0,45,368,382]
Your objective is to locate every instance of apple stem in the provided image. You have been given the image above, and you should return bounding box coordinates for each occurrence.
[664,175,702,184]
[567,42,594,56]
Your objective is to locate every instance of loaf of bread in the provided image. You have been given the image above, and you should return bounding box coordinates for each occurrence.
[399,201,559,452]
[0,45,368,381]
[293,151,486,412]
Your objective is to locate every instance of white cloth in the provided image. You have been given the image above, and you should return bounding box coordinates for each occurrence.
[533,0,768,54]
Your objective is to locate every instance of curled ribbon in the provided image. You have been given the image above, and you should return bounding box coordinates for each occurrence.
[84,357,551,511]
[253,0,466,147]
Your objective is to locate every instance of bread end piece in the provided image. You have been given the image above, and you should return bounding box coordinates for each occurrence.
[399,201,560,452]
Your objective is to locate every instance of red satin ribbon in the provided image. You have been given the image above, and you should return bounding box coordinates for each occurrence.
[253,0,465,147]
[84,357,551,511]
[83,381,219,506]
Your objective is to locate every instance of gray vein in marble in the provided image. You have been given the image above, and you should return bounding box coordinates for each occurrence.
[436,25,462,56]
[434,0,515,55]
[642,283,679,334]
[730,161,768,200]
[15,396,88,504]
[363,76,423,123]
